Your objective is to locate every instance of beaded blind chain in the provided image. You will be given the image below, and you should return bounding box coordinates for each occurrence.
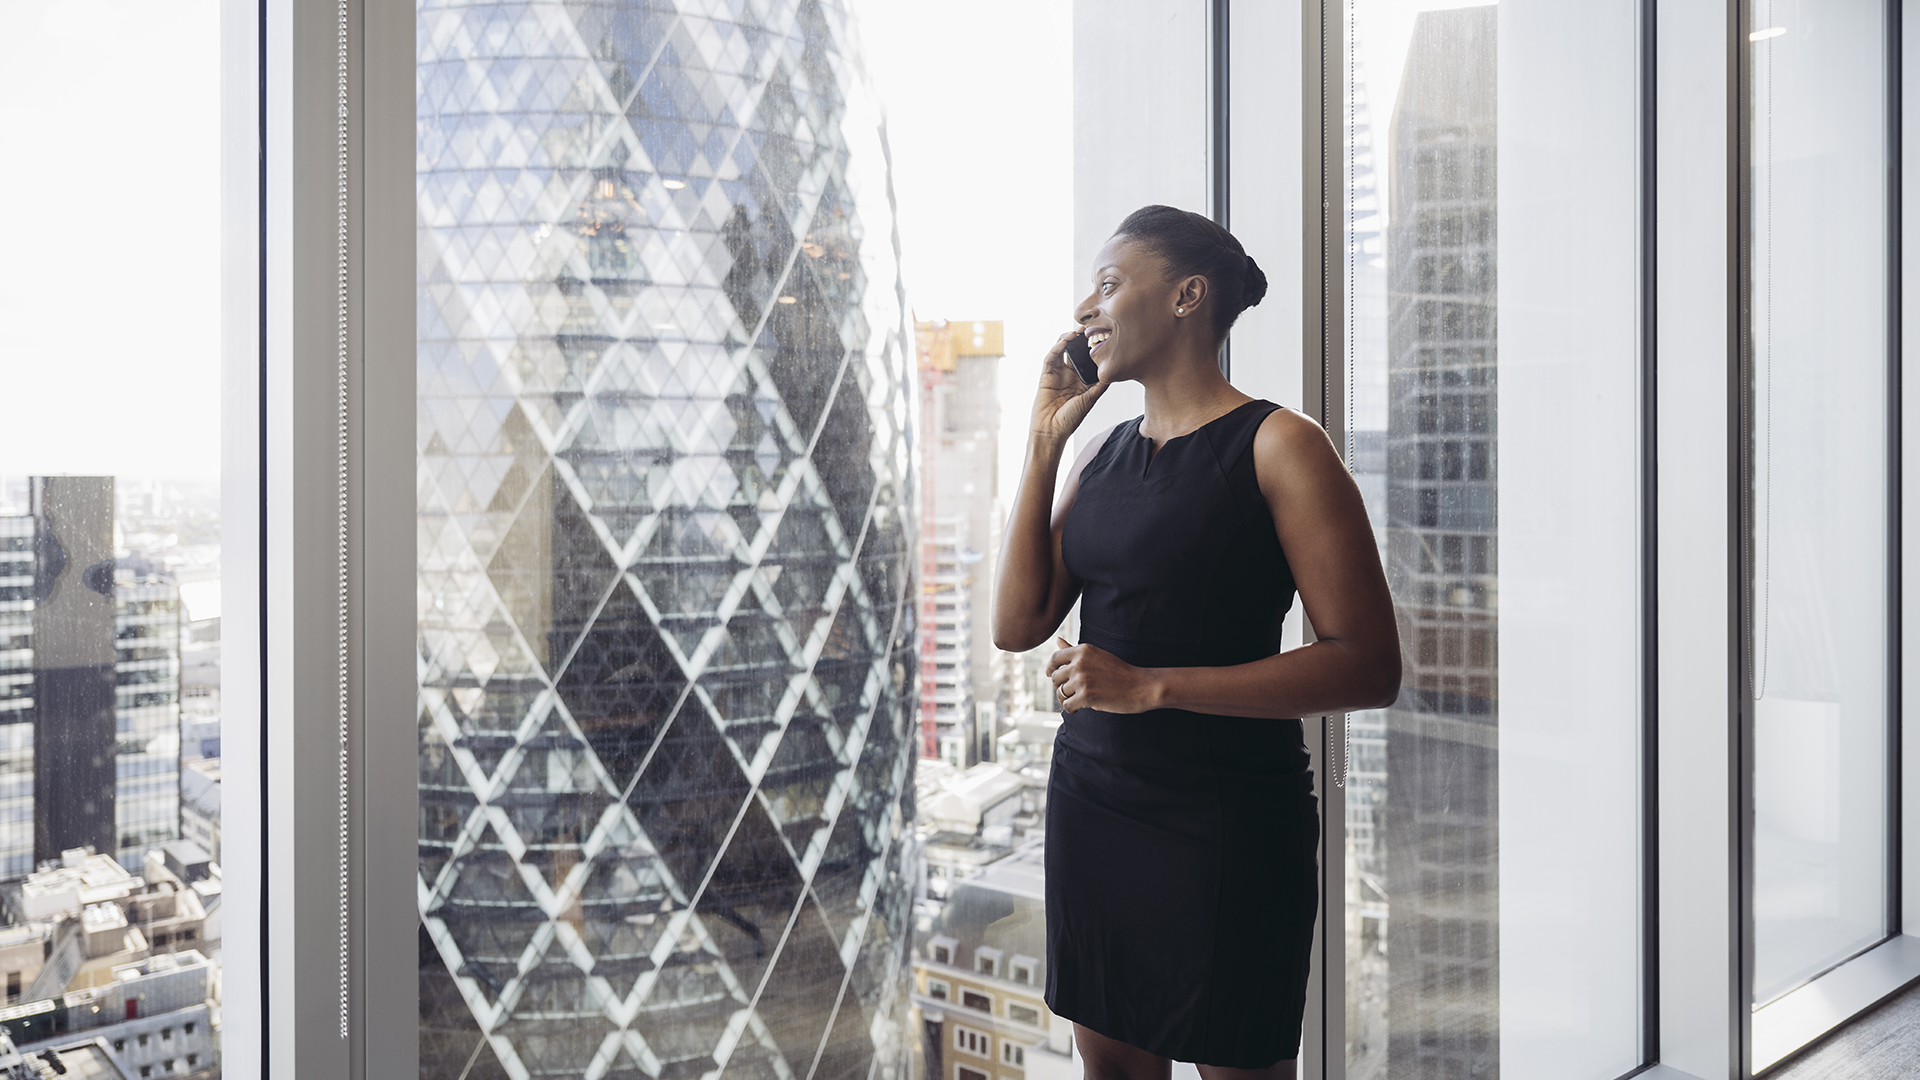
[335,0,351,1041]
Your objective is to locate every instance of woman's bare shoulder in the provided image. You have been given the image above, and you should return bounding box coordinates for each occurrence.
[1251,406,1344,493]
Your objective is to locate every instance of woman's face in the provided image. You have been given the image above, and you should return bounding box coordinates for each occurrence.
[1072,236,1187,384]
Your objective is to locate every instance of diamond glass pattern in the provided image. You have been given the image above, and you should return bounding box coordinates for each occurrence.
[417,2,918,1076]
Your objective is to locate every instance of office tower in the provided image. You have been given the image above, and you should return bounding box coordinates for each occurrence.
[0,517,34,880]
[914,320,1003,766]
[0,480,185,878]
[415,2,920,1077]
[1382,8,1499,1079]
[112,570,181,867]
[26,478,119,869]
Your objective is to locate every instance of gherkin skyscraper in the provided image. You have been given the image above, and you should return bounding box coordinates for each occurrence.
[414,2,920,1078]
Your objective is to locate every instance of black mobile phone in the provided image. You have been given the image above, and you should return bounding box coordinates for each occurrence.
[1063,333,1099,385]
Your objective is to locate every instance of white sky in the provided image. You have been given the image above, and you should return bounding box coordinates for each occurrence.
[851,0,1075,507]
[0,0,1073,501]
[0,0,224,483]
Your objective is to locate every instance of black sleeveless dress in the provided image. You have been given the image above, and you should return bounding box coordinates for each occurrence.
[1044,399,1318,1068]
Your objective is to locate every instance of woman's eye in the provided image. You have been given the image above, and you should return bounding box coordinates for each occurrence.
[1101,282,1116,295]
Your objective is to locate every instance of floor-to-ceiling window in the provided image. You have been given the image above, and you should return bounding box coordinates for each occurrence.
[1746,0,1899,1070]
[1339,3,1645,1076]
[0,0,229,1074]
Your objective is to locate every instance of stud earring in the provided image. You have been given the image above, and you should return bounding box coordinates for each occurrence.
[1176,306,1185,315]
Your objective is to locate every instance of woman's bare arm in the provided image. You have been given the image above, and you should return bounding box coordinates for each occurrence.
[992,330,1118,652]
[992,425,1114,653]
[1048,408,1401,717]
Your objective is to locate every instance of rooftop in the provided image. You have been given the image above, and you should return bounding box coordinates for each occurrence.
[916,762,1025,834]
[963,838,1046,902]
[16,854,139,922]
[22,1039,124,1079]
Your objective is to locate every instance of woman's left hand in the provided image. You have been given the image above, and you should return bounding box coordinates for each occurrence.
[1046,637,1162,714]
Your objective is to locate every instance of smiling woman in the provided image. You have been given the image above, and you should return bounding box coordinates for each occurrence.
[995,206,1399,1080]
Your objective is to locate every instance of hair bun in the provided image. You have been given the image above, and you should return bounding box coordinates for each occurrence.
[1242,255,1268,308]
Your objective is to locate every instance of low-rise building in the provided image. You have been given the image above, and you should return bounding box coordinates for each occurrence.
[0,1026,128,1079]
[19,1037,126,1079]
[992,713,1059,781]
[15,853,140,924]
[910,843,1070,1080]
[916,762,1043,905]
[0,951,215,1079]
[0,850,207,1003]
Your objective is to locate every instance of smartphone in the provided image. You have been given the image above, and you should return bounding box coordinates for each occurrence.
[1063,332,1099,385]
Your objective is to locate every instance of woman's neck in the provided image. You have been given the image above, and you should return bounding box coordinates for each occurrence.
[1138,350,1251,442]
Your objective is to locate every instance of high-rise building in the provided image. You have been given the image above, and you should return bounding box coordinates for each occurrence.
[24,478,118,870]
[415,2,920,1077]
[1382,8,1499,1079]
[0,479,182,878]
[112,572,181,866]
[0,516,34,880]
[914,320,1003,767]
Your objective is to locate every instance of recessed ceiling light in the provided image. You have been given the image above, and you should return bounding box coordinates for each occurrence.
[777,296,798,304]
[1750,26,1785,40]
[662,179,686,189]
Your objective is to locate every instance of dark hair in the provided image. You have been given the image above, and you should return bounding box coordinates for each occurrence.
[1113,204,1268,337]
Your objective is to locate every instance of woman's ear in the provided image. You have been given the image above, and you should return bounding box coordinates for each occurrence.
[1176,275,1208,317]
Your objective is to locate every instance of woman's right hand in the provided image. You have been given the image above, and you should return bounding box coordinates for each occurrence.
[1029,330,1109,448]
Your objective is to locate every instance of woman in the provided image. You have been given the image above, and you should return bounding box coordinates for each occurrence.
[992,205,1401,1080]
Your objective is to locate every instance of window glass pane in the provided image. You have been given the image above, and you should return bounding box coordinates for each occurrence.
[1748,0,1892,1007]
[414,2,922,1075]
[1343,2,1643,1075]
[0,0,225,1072]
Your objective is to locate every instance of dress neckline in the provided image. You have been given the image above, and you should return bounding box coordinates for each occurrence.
[1135,399,1269,474]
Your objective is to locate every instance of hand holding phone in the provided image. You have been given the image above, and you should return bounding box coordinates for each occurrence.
[1063,332,1099,386]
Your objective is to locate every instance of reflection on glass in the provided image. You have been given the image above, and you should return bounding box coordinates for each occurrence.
[413,1,919,1076]
[1345,2,1643,1076]
[1749,0,1891,1007]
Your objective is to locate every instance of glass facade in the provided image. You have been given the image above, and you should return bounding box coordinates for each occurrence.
[414,2,919,1077]
[0,516,34,880]
[114,574,182,867]
[1747,0,1895,1007]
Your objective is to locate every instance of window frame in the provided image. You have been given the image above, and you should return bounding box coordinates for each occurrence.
[240,0,418,1073]
[975,946,1003,977]
[953,1023,991,1057]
